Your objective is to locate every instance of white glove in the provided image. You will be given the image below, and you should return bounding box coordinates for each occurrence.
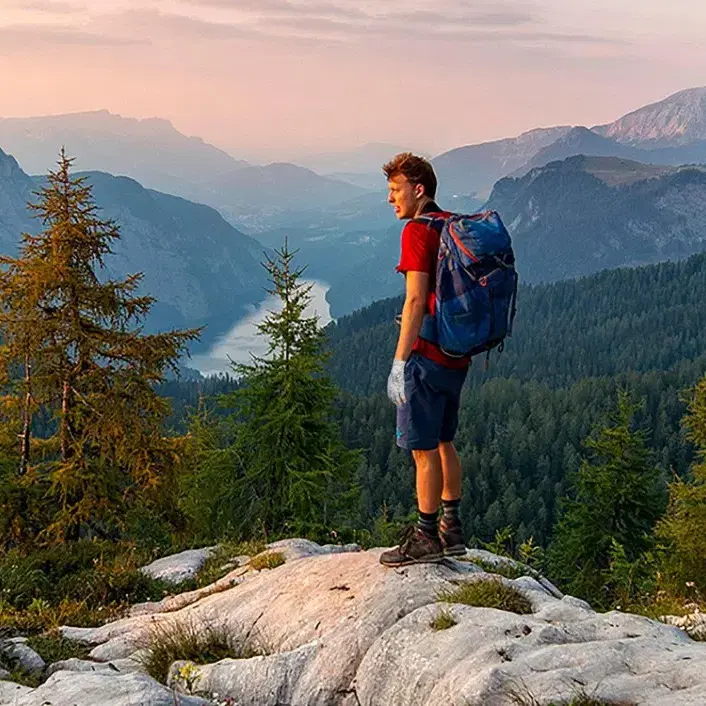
[387,359,407,406]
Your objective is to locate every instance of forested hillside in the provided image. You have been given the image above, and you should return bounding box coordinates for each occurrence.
[325,251,706,396]
[159,251,706,547]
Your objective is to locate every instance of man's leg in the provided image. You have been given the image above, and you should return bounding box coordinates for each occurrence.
[439,441,461,501]
[413,447,443,514]
[379,356,445,567]
[438,440,465,554]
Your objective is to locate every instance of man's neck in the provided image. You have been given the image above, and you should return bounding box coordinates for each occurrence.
[414,198,439,217]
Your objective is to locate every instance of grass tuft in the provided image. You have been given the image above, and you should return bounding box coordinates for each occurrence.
[438,578,533,615]
[430,607,457,631]
[250,551,286,571]
[141,617,267,684]
[504,681,636,706]
[195,539,266,588]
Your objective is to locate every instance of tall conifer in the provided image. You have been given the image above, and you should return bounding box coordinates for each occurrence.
[0,150,200,542]
[223,241,359,539]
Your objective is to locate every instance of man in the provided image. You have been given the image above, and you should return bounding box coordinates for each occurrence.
[379,152,470,567]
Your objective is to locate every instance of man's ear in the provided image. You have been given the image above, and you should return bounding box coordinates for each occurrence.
[414,183,425,199]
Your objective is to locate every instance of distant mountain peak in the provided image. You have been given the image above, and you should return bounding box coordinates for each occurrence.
[594,86,706,146]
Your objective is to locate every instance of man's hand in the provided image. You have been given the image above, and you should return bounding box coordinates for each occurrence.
[387,359,407,406]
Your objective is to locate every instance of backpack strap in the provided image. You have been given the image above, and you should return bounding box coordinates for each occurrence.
[411,214,445,233]
[411,215,444,346]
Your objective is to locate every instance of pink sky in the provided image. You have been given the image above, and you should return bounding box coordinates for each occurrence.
[1,0,705,161]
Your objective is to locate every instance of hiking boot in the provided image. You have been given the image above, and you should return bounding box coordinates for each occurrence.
[439,516,466,557]
[379,525,444,567]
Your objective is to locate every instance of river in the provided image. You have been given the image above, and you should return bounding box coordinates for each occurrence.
[190,280,332,376]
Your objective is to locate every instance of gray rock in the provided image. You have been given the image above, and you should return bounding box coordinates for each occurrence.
[57,627,96,644]
[55,539,706,706]
[44,654,145,678]
[140,546,217,586]
[0,667,12,680]
[0,680,32,702]
[2,670,211,706]
[662,610,706,640]
[0,638,45,675]
[354,603,704,706]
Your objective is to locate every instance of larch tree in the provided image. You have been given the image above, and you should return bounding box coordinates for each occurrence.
[0,150,201,543]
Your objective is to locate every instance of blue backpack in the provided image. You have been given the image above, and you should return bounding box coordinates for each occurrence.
[416,211,518,363]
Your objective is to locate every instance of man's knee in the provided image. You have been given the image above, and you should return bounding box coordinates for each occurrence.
[412,447,440,466]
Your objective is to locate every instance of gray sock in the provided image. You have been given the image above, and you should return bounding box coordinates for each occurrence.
[441,498,461,525]
[417,510,438,538]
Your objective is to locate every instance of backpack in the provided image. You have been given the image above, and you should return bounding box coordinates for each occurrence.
[416,211,518,363]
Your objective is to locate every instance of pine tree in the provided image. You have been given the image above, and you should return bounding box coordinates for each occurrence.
[547,390,665,606]
[0,150,200,543]
[655,375,706,593]
[221,241,359,540]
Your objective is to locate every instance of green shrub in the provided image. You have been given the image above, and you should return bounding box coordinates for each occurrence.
[0,540,185,636]
[0,559,48,609]
[27,631,91,664]
[438,578,533,615]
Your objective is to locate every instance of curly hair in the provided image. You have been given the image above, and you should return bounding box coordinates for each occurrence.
[382,152,437,199]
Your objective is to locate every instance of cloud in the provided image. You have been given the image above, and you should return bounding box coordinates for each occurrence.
[106,8,257,41]
[177,0,369,20]
[0,23,148,50]
[8,0,84,13]
[32,2,624,52]
[374,7,535,28]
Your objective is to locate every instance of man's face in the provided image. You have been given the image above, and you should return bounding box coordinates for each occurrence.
[387,174,423,220]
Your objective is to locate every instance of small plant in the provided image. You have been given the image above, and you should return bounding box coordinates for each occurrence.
[438,578,533,615]
[504,680,636,706]
[195,539,266,588]
[460,556,528,580]
[4,668,43,689]
[174,661,201,694]
[481,526,515,557]
[27,630,91,664]
[430,607,457,631]
[518,537,546,572]
[141,617,266,684]
[250,551,285,571]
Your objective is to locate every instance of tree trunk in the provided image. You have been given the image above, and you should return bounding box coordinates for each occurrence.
[18,351,32,476]
[61,377,72,461]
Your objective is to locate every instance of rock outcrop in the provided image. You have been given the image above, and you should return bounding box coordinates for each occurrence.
[140,546,217,586]
[1,538,705,706]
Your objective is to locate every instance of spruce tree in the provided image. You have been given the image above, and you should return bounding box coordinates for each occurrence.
[547,391,664,606]
[655,375,706,593]
[221,242,359,540]
[0,150,200,543]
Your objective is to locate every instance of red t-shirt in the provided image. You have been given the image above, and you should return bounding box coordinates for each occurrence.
[396,206,471,369]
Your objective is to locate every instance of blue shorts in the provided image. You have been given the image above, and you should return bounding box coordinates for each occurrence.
[395,352,468,451]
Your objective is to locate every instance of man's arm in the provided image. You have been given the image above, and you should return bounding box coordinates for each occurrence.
[394,271,429,361]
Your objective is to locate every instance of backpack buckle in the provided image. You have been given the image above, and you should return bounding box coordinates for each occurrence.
[479,276,488,287]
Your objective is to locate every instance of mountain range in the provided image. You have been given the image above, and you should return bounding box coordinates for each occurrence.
[0,148,268,352]
[487,155,706,282]
[0,110,367,234]
[2,85,706,341]
[433,87,706,199]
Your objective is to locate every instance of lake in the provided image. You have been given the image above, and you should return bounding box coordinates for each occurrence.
[190,280,332,376]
